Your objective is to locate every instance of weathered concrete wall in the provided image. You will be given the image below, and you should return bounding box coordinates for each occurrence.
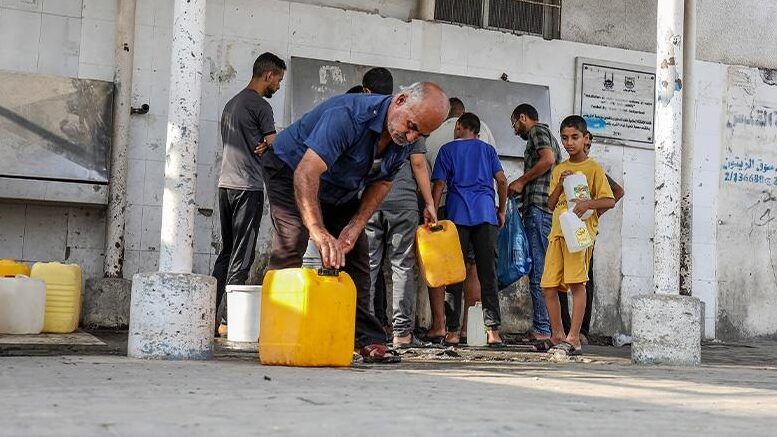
[0,0,755,339]
[287,0,416,20]
[561,0,777,70]
[717,66,777,339]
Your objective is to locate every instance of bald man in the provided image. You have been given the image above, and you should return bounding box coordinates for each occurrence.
[262,82,449,363]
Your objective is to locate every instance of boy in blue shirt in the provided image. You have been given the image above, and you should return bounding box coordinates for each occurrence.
[431,113,508,346]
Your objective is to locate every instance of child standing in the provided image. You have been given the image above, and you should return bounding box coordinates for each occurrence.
[431,112,508,347]
[541,116,615,356]
[558,132,625,340]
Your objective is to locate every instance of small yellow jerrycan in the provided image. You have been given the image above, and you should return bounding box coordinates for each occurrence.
[416,220,466,288]
[0,259,30,277]
[260,268,356,367]
[31,262,82,333]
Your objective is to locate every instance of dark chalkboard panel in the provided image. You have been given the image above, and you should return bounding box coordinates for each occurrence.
[289,57,552,158]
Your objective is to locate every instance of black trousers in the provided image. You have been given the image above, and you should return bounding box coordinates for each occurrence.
[560,254,594,336]
[261,149,387,347]
[445,223,501,331]
[212,188,264,325]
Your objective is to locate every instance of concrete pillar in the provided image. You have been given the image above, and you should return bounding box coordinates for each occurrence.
[104,0,137,278]
[679,0,696,296]
[128,273,216,360]
[632,294,701,366]
[84,0,136,329]
[82,278,132,329]
[158,0,207,274]
[631,0,702,366]
[127,0,215,360]
[653,0,684,295]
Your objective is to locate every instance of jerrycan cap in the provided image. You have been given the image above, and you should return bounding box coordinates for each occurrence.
[317,268,340,277]
[429,223,444,232]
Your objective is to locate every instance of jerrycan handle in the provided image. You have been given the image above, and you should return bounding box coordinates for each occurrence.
[429,223,444,232]
[317,268,340,277]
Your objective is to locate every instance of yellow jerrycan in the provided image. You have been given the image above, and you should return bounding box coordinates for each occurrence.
[0,259,30,277]
[260,268,356,367]
[31,262,82,333]
[416,220,466,287]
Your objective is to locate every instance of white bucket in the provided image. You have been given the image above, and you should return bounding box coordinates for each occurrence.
[226,285,262,342]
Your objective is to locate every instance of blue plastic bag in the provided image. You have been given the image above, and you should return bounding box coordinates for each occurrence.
[497,198,532,290]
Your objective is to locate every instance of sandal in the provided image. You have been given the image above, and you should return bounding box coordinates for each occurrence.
[419,333,446,344]
[487,341,506,349]
[531,339,556,352]
[548,341,582,356]
[358,344,401,363]
[486,331,506,348]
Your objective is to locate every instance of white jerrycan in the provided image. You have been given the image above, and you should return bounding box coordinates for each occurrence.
[466,302,487,347]
[560,211,594,253]
[0,275,46,334]
[563,172,593,220]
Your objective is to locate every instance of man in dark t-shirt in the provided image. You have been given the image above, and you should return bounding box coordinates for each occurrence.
[212,52,286,335]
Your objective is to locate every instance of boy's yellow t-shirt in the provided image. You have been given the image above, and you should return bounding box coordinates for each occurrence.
[548,158,614,241]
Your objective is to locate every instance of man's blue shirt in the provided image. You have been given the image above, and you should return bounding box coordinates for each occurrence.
[273,94,413,205]
[431,138,503,226]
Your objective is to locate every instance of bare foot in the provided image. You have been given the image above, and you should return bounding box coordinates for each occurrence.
[444,332,460,345]
[487,330,503,344]
[520,331,551,342]
[425,327,446,338]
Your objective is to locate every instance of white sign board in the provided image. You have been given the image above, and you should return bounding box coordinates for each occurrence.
[574,58,656,147]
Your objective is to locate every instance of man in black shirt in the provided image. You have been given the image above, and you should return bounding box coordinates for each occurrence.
[212,52,286,336]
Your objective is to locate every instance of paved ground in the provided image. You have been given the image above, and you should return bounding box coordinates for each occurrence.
[1,335,776,436]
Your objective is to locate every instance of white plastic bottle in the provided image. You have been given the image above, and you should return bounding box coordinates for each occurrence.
[563,172,593,220]
[467,302,487,347]
[560,211,594,253]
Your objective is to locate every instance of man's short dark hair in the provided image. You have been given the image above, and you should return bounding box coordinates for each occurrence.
[346,85,365,94]
[253,52,286,78]
[560,115,588,134]
[512,103,539,121]
[362,67,393,95]
[449,97,465,113]
[457,112,481,135]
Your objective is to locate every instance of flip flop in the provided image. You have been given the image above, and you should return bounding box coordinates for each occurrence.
[359,344,401,364]
[419,333,446,344]
[530,339,556,352]
[548,341,583,356]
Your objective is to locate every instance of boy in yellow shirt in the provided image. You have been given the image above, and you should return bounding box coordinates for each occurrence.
[540,116,615,356]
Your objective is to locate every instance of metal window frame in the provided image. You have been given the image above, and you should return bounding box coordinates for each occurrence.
[484,0,561,39]
[434,0,561,39]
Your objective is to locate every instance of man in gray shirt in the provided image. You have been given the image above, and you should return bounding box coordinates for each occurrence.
[212,52,286,335]
[366,137,436,347]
